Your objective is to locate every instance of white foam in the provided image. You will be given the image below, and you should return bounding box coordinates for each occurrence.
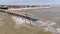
[55,28,60,34]
[12,16,32,28]
[12,16,60,34]
[12,16,25,25]
[35,20,57,34]
[39,20,60,34]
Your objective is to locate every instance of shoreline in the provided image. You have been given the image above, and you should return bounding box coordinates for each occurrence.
[8,7,50,11]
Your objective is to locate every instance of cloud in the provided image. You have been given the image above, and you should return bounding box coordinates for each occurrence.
[0,0,55,5]
[4,0,30,2]
[0,0,53,2]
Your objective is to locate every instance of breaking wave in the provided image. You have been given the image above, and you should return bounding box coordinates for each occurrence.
[12,16,60,34]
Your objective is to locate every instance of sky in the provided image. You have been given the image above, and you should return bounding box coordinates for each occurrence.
[0,0,60,5]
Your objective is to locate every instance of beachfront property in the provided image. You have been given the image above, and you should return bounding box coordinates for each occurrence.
[0,5,50,10]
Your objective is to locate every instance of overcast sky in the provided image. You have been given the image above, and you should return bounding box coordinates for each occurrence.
[0,0,60,5]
